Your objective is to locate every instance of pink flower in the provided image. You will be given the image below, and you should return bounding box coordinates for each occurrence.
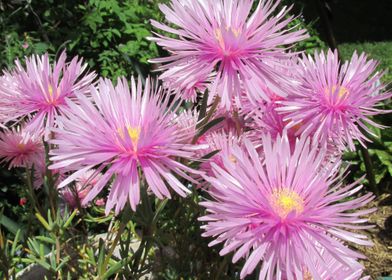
[279,50,392,151]
[199,131,242,177]
[149,0,308,109]
[0,51,96,139]
[175,109,199,144]
[212,107,247,135]
[199,133,373,279]
[61,170,102,209]
[295,245,369,280]
[95,198,105,206]
[50,77,201,214]
[0,126,44,169]
[253,101,287,138]
[164,64,212,102]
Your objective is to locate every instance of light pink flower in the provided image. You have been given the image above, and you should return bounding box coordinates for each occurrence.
[0,126,44,169]
[50,77,201,214]
[164,64,212,102]
[175,109,199,144]
[199,131,242,177]
[279,49,392,151]
[211,107,247,135]
[199,133,373,279]
[149,0,308,109]
[95,198,105,206]
[0,51,96,139]
[294,245,369,280]
[61,170,102,209]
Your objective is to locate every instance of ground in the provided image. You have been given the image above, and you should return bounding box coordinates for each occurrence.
[357,194,392,278]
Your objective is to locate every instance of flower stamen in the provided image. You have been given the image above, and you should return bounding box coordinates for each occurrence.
[324,85,349,101]
[270,188,304,218]
[127,126,140,147]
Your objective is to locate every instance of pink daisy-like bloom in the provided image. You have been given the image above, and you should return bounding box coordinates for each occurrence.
[0,51,96,139]
[212,107,247,135]
[61,170,103,209]
[164,64,212,102]
[279,49,392,151]
[199,133,374,279]
[199,131,242,177]
[252,101,287,139]
[50,77,202,214]
[238,56,300,115]
[250,105,342,166]
[0,126,44,169]
[294,245,369,280]
[149,0,308,109]
[175,109,200,144]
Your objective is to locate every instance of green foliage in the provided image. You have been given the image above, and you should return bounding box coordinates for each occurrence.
[281,0,326,53]
[0,0,166,78]
[0,228,23,279]
[72,0,166,79]
[339,42,392,194]
[340,42,392,83]
[154,193,246,279]
[343,117,392,195]
[288,17,327,53]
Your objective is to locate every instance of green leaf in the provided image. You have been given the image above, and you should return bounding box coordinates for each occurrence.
[63,210,78,229]
[36,236,56,245]
[102,259,125,279]
[33,42,50,53]
[35,213,51,231]
[97,238,106,275]
[196,117,225,139]
[374,150,392,176]
[0,215,20,236]
[198,89,209,122]
[56,256,71,271]
[11,229,21,256]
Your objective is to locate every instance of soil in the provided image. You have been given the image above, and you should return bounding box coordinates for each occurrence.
[356,194,392,278]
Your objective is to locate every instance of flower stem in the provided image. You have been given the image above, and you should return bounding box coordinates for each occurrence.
[360,146,379,195]
[233,110,242,136]
[101,211,130,277]
[192,96,221,144]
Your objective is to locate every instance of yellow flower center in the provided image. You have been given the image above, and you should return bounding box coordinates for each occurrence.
[228,154,237,163]
[228,26,241,37]
[291,122,302,133]
[324,85,349,100]
[117,126,140,148]
[303,270,313,280]
[46,85,60,105]
[270,188,304,218]
[16,143,26,150]
[127,126,140,144]
[214,29,225,50]
[48,85,53,98]
[214,27,242,51]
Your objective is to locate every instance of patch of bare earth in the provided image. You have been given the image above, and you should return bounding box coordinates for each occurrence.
[354,194,392,278]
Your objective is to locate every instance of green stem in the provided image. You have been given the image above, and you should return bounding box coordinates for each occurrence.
[25,167,43,215]
[44,141,58,219]
[214,255,228,280]
[360,146,379,195]
[192,96,221,144]
[101,221,127,277]
[315,0,341,56]
[138,238,152,273]
[130,239,146,274]
[232,110,242,136]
